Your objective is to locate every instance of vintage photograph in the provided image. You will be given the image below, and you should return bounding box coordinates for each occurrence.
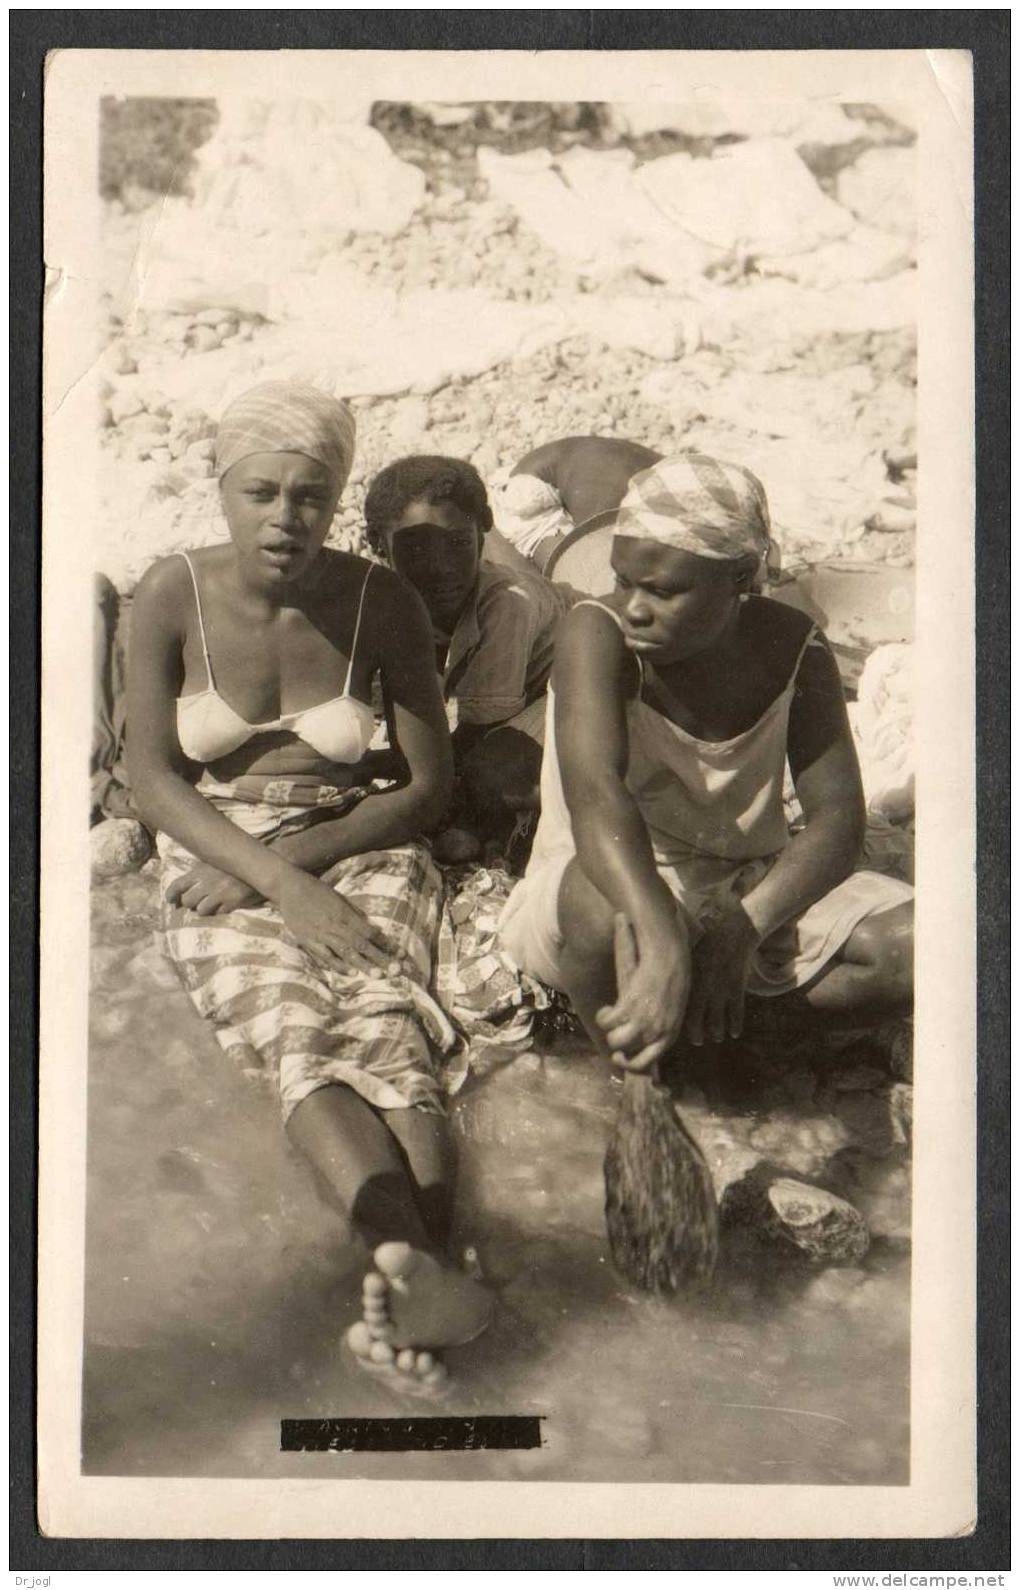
[39,46,976,1539]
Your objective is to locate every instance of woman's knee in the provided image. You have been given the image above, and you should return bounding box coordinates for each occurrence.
[852,902,914,1003]
[558,860,616,963]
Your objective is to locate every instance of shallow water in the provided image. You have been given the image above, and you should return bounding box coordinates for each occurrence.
[83,867,910,1484]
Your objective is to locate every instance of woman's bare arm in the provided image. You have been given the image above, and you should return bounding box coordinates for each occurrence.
[556,604,678,949]
[269,574,454,871]
[738,635,866,941]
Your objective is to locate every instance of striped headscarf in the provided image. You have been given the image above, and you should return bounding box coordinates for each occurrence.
[615,452,775,570]
[215,381,357,489]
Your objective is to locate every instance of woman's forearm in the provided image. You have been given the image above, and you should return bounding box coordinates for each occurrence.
[133,768,293,902]
[740,810,862,942]
[270,778,448,872]
[572,782,679,944]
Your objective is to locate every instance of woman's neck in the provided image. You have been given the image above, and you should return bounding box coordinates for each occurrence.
[230,547,324,611]
[660,601,745,689]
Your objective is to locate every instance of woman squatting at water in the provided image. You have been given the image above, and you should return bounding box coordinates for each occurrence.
[127,382,492,1394]
[499,453,914,1074]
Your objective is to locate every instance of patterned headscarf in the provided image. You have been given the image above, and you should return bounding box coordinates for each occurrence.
[215,381,357,489]
[615,452,775,571]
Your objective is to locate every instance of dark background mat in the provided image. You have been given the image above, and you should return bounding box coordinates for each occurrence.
[11,7,1009,1572]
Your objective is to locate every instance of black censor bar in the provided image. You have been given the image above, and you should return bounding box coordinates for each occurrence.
[281,1415,544,1453]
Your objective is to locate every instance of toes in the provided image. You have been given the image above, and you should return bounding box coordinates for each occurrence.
[369,1340,396,1366]
[414,1351,435,1377]
[396,1348,417,1373]
[362,1270,391,1332]
[346,1321,374,1359]
[373,1241,419,1283]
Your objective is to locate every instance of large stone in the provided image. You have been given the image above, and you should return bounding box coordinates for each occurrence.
[722,1166,871,1264]
[90,818,153,881]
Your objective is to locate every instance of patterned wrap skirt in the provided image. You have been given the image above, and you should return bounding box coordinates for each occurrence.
[157,777,548,1122]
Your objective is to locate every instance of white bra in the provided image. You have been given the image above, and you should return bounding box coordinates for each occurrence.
[175,552,376,765]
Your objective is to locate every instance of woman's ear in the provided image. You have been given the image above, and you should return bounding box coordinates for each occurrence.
[367,529,391,564]
[734,553,759,595]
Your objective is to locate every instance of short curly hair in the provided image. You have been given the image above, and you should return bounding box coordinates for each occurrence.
[363,455,493,554]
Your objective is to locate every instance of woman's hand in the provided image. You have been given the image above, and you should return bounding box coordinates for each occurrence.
[684,904,762,1046]
[165,863,264,915]
[280,870,402,978]
[596,913,691,1072]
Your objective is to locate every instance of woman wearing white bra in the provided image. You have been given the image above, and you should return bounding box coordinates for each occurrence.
[499,453,913,1074]
[128,382,491,1392]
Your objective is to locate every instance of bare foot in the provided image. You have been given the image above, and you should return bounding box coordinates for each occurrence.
[345,1243,493,1394]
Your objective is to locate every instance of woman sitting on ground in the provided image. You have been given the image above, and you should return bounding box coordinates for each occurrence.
[127,382,491,1393]
[499,453,913,1073]
[364,454,572,860]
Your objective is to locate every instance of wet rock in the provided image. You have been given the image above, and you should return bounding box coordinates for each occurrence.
[889,1082,912,1148]
[885,1022,913,1081]
[846,1157,911,1244]
[91,942,130,985]
[722,1165,871,1264]
[704,1128,761,1199]
[90,1000,134,1041]
[802,1265,868,1307]
[831,1063,888,1092]
[747,1111,850,1177]
[127,941,182,993]
[586,1401,657,1457]
[820,1087,898,1158]
[91,818,154,881]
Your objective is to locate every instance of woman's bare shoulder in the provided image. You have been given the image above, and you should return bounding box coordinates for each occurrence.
[334,554,434,653]
[555,597,635,687]
[133,551,194,614]
[746,594,818,657]
[562,595,626,640]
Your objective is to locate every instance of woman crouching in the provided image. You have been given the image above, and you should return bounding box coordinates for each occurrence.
[500,453,913,1074]
[127,381,491,1392]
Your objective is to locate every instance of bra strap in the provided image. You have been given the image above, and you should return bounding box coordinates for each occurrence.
[573,596,626,633]
[179,551,214,689]
[790,622,823,688]
[573,596,643,689]
[342,563,374,694]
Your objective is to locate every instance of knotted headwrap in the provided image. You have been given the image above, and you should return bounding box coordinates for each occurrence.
[615,452,779,581]
[214,381,357,490]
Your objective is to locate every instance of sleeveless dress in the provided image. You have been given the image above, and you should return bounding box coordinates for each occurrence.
[499,600,911,996]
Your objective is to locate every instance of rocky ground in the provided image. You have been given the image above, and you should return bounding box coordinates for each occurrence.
[86,99,916,1482]
[95,97,917,589]
[88,860,911,1482]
